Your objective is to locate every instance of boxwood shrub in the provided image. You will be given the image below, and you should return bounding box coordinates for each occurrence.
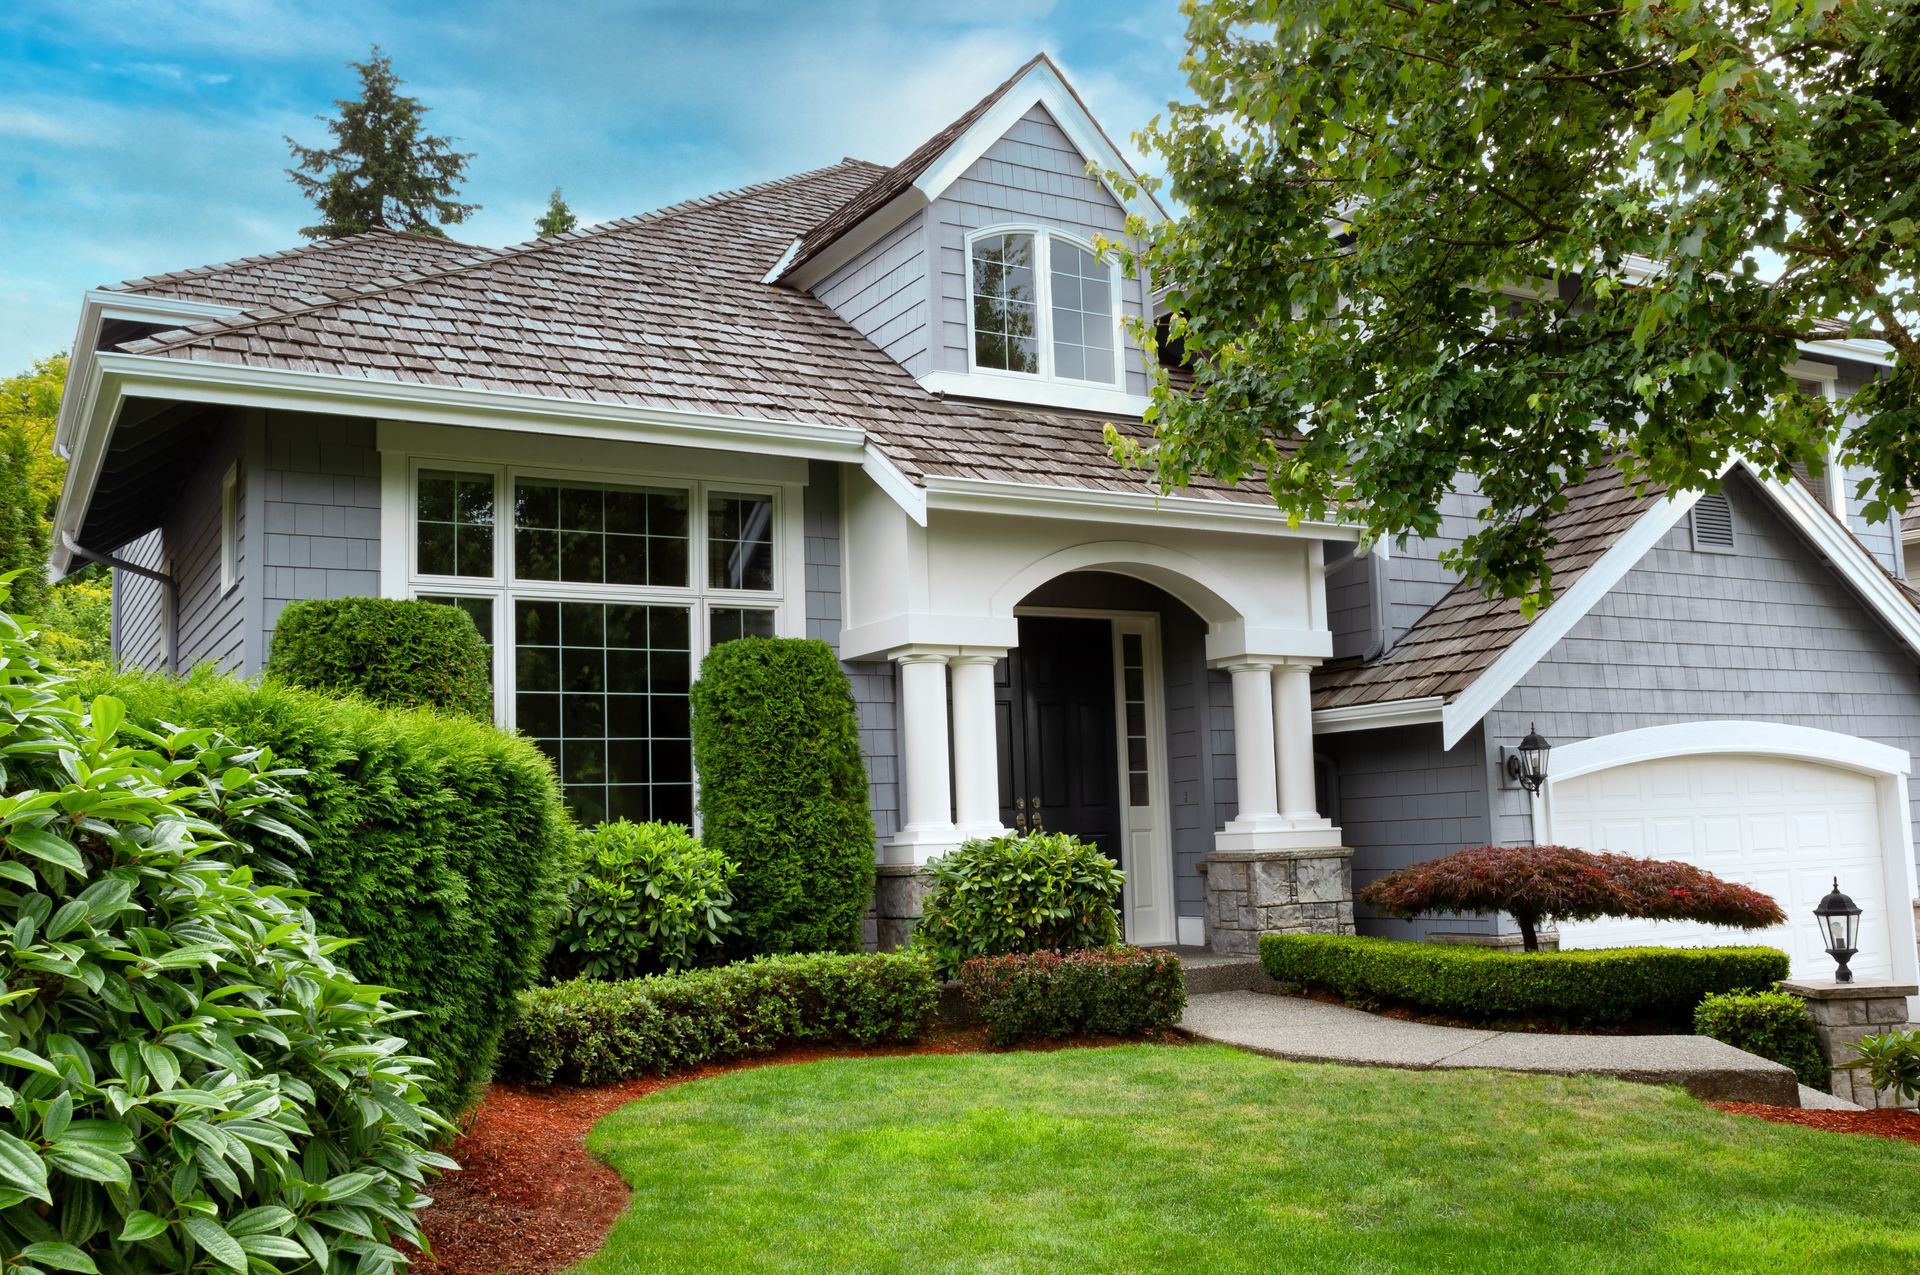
[959,947,1187,1046]
[1694,990,1828,1088]
[265,596,492,718]
[74,666,574,1114]
[690,638,874,955]
[913,832,1126,978]
[0,605,453,1269]
[501,952,940,1086]
[1260,933,1789,1027]
[549,820,737,980]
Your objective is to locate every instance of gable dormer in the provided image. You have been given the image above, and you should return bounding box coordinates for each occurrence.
[776,55,1163,416]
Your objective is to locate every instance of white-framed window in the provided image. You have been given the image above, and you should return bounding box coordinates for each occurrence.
[219,461,240,594]
[403,460,790,826]
[1788,358,1845,513]
[966,225,1122,389]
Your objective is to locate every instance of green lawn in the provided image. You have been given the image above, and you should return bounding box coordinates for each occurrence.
[574,1043,1920,1274]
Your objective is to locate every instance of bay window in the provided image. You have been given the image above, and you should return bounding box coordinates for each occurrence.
[405,462,791,824]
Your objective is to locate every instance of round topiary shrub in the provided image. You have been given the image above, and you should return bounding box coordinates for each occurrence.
[0,603,451,1270]
[1694,990,1828,1089]
[913,832,1126,979]
[1358,843,1787,951]
[265,596,492,718]
[689,638,874,956]
[549,821,738,980]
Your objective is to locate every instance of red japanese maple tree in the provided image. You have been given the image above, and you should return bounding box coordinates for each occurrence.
[1357,844,1787,952]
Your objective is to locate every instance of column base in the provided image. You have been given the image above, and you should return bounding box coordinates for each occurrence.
[1781,979,1918,1110]
[1200,846,1354,955]
[871,864,934,951]
[883,824,963,867]
[1213,818,1346,854]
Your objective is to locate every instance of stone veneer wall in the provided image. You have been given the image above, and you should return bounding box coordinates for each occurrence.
[1200,848,1356,955]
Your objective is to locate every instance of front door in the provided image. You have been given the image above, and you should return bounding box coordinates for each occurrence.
[995,615,1123,868]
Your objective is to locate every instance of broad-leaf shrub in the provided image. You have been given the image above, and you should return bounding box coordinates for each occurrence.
[1260,934,1789,1027]
[1694,991,1827,1088]
[1842,1029,1920,1103]
[0,607,452,1272]
[265,596,493,719]
[959,948,1187,1046]
[690,638,874,955]
[1358,844,1787,951]
[550,821,737,980]
[77,667,574,1115]
[913,833,1125,978]
[500,952,938,1087]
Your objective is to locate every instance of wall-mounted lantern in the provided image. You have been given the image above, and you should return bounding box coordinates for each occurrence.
[1506,724,1551,796]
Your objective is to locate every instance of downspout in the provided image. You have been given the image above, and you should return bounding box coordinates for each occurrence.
[61,531,176,670]
[1323,539,1395,661]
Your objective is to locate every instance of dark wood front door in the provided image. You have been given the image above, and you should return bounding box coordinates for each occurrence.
[995,616,1122,866]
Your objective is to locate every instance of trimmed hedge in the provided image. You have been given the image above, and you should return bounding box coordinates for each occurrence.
[1260,934,1789,1027]
[549,820,738,980]
[74,666,575,1114]
[1694,991,1827,1088]
[690,637,875,955]
[914,831,1126,979]
[265,595,493,718]
[959,947,1187,1046]
[501,952,940,1087]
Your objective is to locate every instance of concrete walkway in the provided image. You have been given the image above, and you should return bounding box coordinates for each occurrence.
[1179,990,1801,1105]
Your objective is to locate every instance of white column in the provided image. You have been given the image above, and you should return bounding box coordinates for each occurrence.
[1226,661,1280,824]
[888,652,957,862]
[1272,661,1321,822]
[949,651,1005,839]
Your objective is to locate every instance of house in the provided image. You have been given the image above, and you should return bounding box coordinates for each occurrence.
[48,55,1920,984]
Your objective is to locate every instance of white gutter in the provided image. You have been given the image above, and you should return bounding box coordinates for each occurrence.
[920,474,1362,539]
[53,291,249,459]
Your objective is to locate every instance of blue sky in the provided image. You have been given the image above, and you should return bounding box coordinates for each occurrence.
[0,0,1189,374]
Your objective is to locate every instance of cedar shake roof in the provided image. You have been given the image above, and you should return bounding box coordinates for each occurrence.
[1313,467,1663,710]
[106,159,1268,504]
[108,228,501,311]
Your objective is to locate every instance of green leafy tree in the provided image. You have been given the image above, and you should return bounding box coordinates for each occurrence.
[536,187,579,237]
[0,437,49,614]
[1117,0,1920,606]
[1,356,67,515]
[286,46,478,240]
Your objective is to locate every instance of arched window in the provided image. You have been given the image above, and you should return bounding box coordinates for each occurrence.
[966,226,1120,387]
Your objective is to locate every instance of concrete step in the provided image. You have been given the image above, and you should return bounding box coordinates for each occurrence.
[1169,947,1280,996]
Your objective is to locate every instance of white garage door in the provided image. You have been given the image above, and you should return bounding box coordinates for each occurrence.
[1552,753,1894,980]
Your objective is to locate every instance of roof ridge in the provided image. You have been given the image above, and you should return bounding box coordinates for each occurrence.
[107,227,490,295]
[123,158,878,356]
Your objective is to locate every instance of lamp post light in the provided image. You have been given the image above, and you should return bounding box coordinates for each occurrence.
[1813,878,1862,983]
[1506,724,1551,796]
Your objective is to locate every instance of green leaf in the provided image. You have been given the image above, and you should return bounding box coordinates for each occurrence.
[5,826,84,876]
[182,1216,248,1274]
[0,1129,51,1204]
[44,1140,133,1189]
[117,1210,171,1242]
[19,1242,98,1273]
[89,695,125,743]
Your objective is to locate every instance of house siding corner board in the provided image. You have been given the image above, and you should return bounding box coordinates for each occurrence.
[814,213,929,379]
[110,529,166,671]
[1322,722,1495,941]
[929,103,1147,392]
[260,411,382,655]
[1483,473,1920,878]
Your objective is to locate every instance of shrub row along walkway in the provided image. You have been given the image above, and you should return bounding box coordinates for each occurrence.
[1179,990,1801,1104]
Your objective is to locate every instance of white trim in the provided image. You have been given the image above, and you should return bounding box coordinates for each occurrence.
[918,369,1146,415]
[922,475,1359,538]
[1534,722,1920,992]
[1440,487,1704,749]
[1312,696,1445,735]
[1788,359,1847,512]
[218,461,239,594]
[1800,338,1895,369]
[960,224,1125,392]
[760,237,802,286]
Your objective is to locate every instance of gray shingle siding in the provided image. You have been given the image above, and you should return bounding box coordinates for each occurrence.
[814,213,929,379]
[1321,723,1495,940]
[258,411,382,659]
[928,103,1147,393]
[169,417,246,672]
[1385,477,1490,646]
[110,530,166,671]
[1833,361,1903,578]
[1482,469,1920,890]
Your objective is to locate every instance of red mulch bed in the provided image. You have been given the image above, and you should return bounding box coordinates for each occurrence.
[414,1026,1179,1275]
[1711,1101,1920,1146]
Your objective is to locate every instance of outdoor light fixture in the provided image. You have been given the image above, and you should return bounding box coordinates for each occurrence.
[1506,724,1551,796]
[1813,878,1862,983]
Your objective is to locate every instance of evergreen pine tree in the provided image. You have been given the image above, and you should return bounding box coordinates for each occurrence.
[536,188,578,238]
[285,46,478,240]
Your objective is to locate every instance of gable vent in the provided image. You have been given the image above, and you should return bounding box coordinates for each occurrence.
[1691,492,1736,552]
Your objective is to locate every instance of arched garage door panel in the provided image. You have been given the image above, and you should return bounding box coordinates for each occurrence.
[1552,754,1893,980]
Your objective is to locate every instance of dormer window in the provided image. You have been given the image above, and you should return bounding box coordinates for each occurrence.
[967,226,1119,387]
